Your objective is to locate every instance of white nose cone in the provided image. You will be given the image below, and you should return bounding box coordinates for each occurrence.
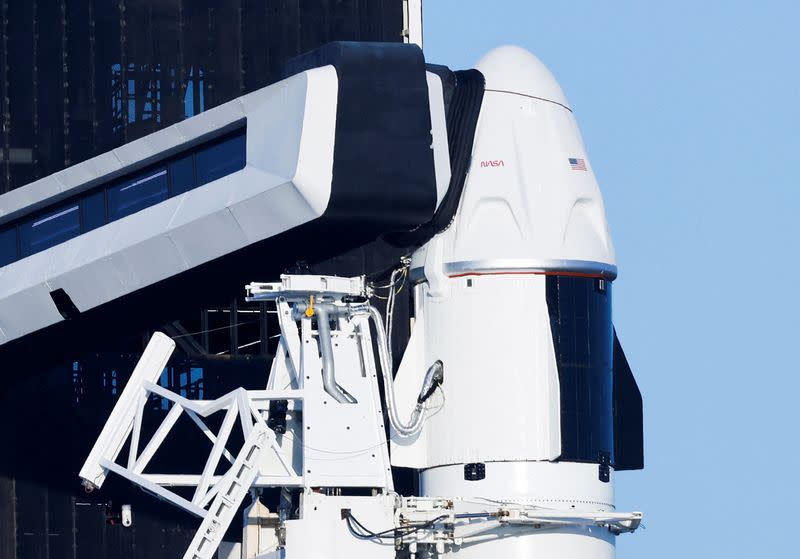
[411,45,616,281]
[475,45,570,109]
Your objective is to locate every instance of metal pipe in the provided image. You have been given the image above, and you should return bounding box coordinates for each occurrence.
[314,305,354,404]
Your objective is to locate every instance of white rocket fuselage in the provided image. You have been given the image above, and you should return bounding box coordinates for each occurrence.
[395,46,620,558]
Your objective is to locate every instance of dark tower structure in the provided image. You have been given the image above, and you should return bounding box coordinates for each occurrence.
[0,3,408,558]
[0,0,405,194]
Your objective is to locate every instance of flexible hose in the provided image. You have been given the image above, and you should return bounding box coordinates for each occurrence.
[368,305,426,437]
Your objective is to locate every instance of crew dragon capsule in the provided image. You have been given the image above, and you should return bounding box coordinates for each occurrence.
[62,43,643,559]
[393,46,644,558]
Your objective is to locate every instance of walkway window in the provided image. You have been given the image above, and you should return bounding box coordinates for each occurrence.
[196,133,246,186]
[0,124,246,268]
[169,155,196,196]
[108,168,169,220]
[19,203,81,257]
[81,191,106,233]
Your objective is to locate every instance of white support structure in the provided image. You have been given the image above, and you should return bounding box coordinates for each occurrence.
[80,331,176,488]
[81,367,304,514]
[78,272,643,559]
[80,274,399,559]
[79,332,306,559]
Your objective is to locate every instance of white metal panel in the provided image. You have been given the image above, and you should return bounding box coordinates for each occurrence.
[165,173,245,229]
[419,462,614,510]
[419,462,616,559]
[286,66,338,216]
[0,176,64,221]
[108,138,163,174]
[237,77,303,182]
[41,197,187,309]
[122,125,191,164]
[99,199,188,293]
[401,274,561,468]
[173,98,246,146]
[167,208,250,270]
[55,151,124,196]
[282,494,396,559]
[228,179,319,245]
[0,283,64,341]
[106,233,189,295]
[389,306,430,468]
[301,314,393,489]
[45,252,129,313]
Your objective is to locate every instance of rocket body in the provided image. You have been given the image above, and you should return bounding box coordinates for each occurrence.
[393,46,625,558]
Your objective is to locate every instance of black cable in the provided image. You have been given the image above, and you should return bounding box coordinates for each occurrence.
[344,510,449,541]
[346,514,395,540]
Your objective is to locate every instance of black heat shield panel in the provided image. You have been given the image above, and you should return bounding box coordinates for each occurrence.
[285,42,438,236]
[612,330,644,470]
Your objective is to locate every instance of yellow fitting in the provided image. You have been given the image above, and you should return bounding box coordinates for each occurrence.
[305,295,315,317]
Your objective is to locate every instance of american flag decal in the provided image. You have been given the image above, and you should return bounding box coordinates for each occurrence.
[569,157,587,171]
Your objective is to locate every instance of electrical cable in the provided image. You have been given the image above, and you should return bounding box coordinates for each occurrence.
[169,319,259,339]
[385,265,407,351]
[368,304,427,437]
[344,510,450,541]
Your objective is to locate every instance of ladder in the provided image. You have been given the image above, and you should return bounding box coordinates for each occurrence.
[183,423,270,559]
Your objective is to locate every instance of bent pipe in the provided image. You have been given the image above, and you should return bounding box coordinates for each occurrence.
[313,305,356,404]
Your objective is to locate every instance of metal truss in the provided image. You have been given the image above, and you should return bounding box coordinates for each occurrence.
[79,332,304,559]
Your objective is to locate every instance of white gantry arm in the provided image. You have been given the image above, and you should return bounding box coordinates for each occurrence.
[78,332,305,559]
[79,367,304,507]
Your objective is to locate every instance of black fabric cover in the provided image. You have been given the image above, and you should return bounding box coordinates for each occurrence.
[286,42,438,234]
[391,67,485,246]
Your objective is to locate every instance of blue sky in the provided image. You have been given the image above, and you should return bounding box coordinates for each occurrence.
[424,1,800,557]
